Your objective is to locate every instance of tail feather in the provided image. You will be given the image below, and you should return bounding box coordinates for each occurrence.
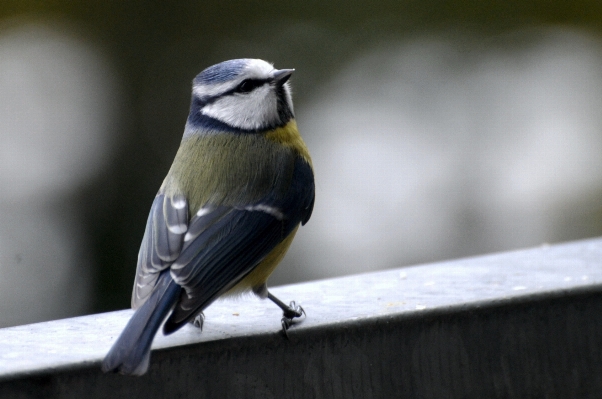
[102,271,180,375]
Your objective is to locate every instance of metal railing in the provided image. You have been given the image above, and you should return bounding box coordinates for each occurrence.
[1,238,601,398]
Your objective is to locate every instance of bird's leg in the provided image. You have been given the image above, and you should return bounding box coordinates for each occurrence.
[267,292,305,337]
[190,311,205,330]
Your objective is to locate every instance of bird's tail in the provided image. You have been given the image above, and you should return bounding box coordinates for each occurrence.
[101,271,180,375]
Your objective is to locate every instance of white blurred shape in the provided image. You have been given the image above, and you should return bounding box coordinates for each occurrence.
[277,29,602,283]
[0,22,117,198]
[0,21,120,326]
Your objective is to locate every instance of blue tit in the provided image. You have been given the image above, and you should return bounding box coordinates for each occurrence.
[101,59,314,375]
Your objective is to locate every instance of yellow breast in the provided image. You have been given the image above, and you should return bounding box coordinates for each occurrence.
[264,120,312,167]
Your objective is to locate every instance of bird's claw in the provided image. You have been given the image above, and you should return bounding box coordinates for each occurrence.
[191,312,205,330]
[280,301,305,338]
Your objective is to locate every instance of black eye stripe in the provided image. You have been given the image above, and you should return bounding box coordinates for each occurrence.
[236,78,266,93]
[194,78,271,105]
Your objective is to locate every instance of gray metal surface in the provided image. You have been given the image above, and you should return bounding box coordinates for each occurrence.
[1,238,602,398]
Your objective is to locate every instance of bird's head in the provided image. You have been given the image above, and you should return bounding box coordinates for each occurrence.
[187,59,295,133]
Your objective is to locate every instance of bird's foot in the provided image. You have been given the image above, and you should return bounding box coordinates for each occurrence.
[267,292,306,338]
[191,312,205,330]
[280,301,305,338]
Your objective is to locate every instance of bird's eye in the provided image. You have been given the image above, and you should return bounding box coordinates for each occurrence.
[237,79,262,93]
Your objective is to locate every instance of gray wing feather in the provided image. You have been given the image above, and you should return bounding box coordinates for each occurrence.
[132,194,189,308]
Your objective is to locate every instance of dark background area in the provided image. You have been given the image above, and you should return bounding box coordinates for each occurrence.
[1,1,602,327]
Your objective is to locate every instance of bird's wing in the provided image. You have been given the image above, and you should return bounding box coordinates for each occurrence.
[132,194,189,308]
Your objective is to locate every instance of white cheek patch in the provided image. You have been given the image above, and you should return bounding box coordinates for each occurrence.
[201,86,280,130]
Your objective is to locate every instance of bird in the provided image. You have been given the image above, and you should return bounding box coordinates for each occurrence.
[101,58,315,376]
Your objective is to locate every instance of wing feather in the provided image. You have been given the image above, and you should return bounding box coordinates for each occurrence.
[132,194,189,308]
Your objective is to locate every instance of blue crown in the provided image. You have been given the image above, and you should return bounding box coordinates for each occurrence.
[194,59,249,84]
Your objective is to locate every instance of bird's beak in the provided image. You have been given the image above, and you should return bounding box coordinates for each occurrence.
[272,68,294,85]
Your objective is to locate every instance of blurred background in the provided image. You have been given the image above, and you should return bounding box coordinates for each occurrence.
[1,1,602,327]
